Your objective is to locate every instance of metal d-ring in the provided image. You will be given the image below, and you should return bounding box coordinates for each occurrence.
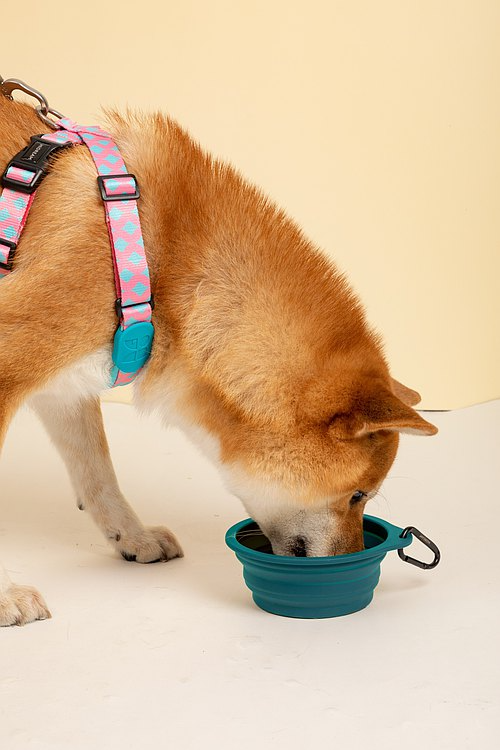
[398,526,441,570]
[35,105,65,128]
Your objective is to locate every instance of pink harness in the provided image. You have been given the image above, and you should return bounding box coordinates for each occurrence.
[0,85,153,388]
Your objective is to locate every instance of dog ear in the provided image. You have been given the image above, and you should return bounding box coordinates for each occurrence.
[329,388,438,439]
[390,378,422,406]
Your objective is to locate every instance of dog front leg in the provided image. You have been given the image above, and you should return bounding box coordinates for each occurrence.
[0,563,51,626]
[30,395,183,563]
[0,399,51,626]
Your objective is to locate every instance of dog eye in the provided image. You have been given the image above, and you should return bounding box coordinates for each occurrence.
[350,490,367,504]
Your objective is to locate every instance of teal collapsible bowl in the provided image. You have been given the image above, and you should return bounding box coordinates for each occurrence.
[225,514,440,619]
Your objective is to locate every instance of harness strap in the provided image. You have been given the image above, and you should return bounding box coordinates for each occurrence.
[0,185,34,278]
[0,131,80,277]
[0,120,154,387]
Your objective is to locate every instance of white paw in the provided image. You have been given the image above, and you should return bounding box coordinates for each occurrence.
[0,584,51,627]
[118,525,184,563]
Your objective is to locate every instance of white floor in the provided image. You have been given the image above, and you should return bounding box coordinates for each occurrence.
[0,400,498,750]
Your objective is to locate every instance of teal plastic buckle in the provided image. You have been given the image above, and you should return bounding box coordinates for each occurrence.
[112,320,154,374]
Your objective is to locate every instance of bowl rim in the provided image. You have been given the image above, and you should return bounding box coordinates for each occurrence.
[225,514,413,565]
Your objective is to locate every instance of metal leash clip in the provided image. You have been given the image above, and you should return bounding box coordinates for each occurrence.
[0,74,65,128]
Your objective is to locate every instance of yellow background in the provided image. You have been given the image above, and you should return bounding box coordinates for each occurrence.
[2,0,498,409]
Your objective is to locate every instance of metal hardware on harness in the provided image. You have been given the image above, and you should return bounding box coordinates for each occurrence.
[0,76,66,129]
[398,526,441,570]
[36,105,66,128]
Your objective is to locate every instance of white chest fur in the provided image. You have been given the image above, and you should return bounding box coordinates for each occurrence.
[32,347,113,405]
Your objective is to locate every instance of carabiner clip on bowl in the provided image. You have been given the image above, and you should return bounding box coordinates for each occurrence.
[398,526,441,570]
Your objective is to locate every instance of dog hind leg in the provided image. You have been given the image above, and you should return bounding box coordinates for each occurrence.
[29,394,183,563]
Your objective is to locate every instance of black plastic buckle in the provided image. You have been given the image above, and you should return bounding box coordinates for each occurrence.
[115,295,154,320]
[97,173,140,202]
[2,162,40,194]
[0,237,16,271]
[398,526,441,570]
[1,135,72,195]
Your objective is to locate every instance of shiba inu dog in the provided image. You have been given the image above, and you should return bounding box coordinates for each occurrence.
[0,94,437,625]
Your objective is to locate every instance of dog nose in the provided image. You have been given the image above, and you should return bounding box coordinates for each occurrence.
[291,536,308,557]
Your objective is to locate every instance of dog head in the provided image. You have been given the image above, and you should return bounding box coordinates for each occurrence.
[217,370,436,556]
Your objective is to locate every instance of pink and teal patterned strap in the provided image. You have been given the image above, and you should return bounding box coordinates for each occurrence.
[0,175,34,278]
[54,118,153,387]
[0,130,81,278]
[0,119,153,387]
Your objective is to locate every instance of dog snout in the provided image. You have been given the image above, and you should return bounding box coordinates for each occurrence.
[290,536,308,557]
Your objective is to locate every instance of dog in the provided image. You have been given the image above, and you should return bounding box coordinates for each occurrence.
[0,94,437,626]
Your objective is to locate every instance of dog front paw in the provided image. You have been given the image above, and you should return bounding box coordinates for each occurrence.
[118,525,184,563]
[0,584,51,627]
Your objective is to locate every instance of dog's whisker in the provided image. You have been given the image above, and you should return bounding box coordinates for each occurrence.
[237,529,267,539]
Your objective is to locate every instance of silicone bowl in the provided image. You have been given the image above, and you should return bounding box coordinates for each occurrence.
[226,514,431,619]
